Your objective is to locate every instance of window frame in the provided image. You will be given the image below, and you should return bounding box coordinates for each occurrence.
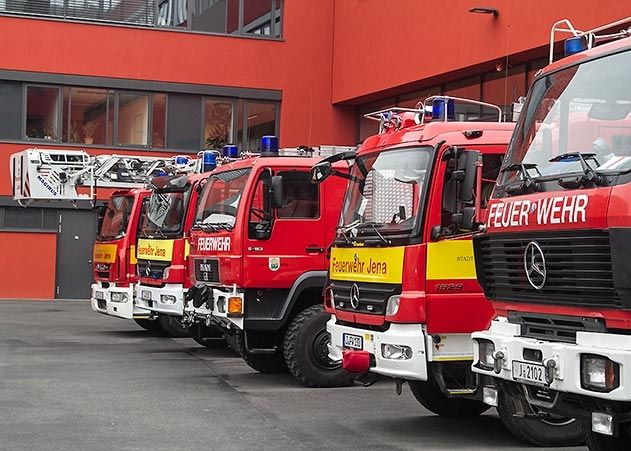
[201,96,238,150]
[23,84,63,143]
[275,170,320,220]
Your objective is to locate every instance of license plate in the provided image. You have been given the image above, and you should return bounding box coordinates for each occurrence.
[95,291,104,300]
[512,361,547,386]
[141,290,151,301]
[343,333,363,350]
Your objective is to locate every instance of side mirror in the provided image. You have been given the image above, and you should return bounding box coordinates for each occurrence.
[270,175,283,209]
[310,161,332,184]
[461,207,477,230]
[457,150,480,204]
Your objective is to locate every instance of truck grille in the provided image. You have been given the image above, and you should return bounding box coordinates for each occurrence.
[193,258,220,284]
[508,311,606,344]
[474,230,622,309]
[331,280,400,316]
[136,260,169,279]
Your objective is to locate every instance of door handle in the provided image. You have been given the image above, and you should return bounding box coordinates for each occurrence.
[305,246,324,254]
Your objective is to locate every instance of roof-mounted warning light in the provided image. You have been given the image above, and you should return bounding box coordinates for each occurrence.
[549,17,631,64]
[201,151,218,172]
[223,144,239,159]
[431,98,456,122]
[260,135,279,157]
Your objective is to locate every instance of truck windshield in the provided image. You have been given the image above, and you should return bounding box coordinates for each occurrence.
[500,50,631,187]
[139,188,189,237]
[97,195,134,241]
[195,168,251,230]
[339,147,431,242]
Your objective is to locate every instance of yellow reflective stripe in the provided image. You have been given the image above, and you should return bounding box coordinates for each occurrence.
[129,245,137,265]
[426,240,477,280]
[330,246,404,284]
[432,356,474,362]
[185,240,190,258]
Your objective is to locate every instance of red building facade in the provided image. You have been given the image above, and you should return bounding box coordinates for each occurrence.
[0,0,629,298]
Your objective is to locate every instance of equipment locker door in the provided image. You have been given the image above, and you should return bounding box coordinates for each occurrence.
[55,209,97,299]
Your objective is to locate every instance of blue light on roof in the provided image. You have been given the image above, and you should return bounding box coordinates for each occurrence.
[431,98,455,121]
[201,151,217,172]
[260,135,279,156]
[564,36,588,57]
[223,144,239,159]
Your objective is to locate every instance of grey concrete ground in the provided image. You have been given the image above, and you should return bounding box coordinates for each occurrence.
[0,301,586,451]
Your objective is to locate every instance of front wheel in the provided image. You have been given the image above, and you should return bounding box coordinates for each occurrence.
[243,352,288,374]
[408,379,490,417]
[158,315,190,338]
[134,318,163,333]
[189,323,226,348]
[582,420,631,451]
[283,305,356,388]
[497,392,583,447]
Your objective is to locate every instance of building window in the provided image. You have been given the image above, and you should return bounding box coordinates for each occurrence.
[63,87,110,145]
[158,0,188,27]
[204,98,234,149]
[0,207,57,231]
[26,85,60,141]
[117,92,150,146]
[152,93,167,148]
[245,101,277,151]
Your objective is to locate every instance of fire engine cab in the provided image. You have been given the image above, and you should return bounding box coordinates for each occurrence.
[471,17,631,450]
[185,137,357,387]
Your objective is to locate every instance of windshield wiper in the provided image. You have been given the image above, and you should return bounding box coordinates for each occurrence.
[355,222,391,245]
[550,152,604,188]
[336,219,360,244]
[502,163,541,196]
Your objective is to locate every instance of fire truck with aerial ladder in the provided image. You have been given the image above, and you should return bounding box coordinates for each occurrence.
[10,148,208,334]
[184,137,358,386]
[470,17,631,450]
[311,95,583,446]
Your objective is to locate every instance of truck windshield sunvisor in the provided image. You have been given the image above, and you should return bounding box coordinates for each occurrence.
[338,147,432,243]
[97,195,134,241]
[195,168,251,230]
[500,50,631,192]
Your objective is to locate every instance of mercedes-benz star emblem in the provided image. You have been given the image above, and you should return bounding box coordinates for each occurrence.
[350,283,360,309]
[524,241,547,290]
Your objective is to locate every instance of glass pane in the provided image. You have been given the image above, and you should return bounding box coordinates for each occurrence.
[158,0,188,27]
[65,87,109,145]
[4,207,42,229]
[152,93,167,148]
[235,99,244,150]
[62,87,70,142]
[246,101,276,151]
[226,0,239,33]
[204,99,233,149]
[26,86,59,140]
[243,0,272,36]
[117,93,149,146]
[483,65,526,109]
[277,172,319,218]
[107,92,114,145]
[273,0,282,37]
[192,0,226,33]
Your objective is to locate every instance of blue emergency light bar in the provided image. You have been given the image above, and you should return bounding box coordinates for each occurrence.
[174,155,190,165]
[564,35,589,57]
[431,98,456,122]
[201,151,217,172]
[223,144,239,159]
[260,135,279,157]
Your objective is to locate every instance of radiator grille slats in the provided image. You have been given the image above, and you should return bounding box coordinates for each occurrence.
[331,280,400,316]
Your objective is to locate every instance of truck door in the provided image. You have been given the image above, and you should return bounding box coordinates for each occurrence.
[243,168,325,289]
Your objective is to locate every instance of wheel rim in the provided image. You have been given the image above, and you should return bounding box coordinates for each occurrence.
[311,330,341,371]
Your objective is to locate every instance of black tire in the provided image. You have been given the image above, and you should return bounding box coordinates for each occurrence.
[408,379,490,418]
[157,314,190,338]
[283,305,356,388]
[225,332,244,356]
[582,420,631,451]
[189,323,226,348]
[134,318,163,333]
[243,352,288,374]
[497,391,583,447]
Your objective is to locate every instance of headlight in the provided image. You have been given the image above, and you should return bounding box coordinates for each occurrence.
[381,343,412,360]
[160,294,177,304]
[581,354,619,392]
[476,339,495,369]
[110,292,129,303]
[385,295,401,316]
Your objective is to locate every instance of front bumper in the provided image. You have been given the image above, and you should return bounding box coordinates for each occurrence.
[472,317,631,402]
[135,284,185,316]
[327,316,429,380]
[91,282,143,320]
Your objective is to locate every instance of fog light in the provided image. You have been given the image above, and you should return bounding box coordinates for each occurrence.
[476,339,495,369]
[385,295,401,316]
[482,386,498,407]
[228,296,243,315]
[110,292,128,303]
[160,294,177,304]
[581,354,619,392]
[381,343,412,360]
[592,412,615,436]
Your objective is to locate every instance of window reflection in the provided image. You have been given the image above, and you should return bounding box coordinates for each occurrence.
[26,86,59,140]
[118,93,149,146]
[204,99,234,149]
[158,0,187,27]
[246,101,276,151]
[64,87,109,145]
[152,93,167,148]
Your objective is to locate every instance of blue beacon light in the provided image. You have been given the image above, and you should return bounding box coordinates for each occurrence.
[260,135,279,157]
[564,35,588,57]
[431,98,456,122]
[223,144,239,159]
[174,155,190,165]
[201,151,217,172]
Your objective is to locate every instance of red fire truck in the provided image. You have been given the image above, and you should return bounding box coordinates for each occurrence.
[133,170,214,338]
[470,18,631,450]
[314,96,581,445]
[185,138,357,387]
[91,188,159,331]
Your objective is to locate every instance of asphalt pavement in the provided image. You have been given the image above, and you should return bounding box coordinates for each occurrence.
[0,300,586,450]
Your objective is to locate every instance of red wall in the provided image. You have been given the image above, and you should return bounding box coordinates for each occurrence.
[332,1,631,104]
[0,231,56,299]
